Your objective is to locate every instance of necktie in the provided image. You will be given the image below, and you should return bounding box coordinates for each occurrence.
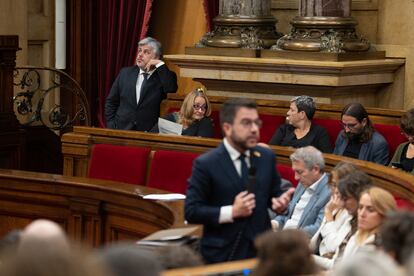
[137,73,148,104]
[239,153,248,185]
[141,72,148,90]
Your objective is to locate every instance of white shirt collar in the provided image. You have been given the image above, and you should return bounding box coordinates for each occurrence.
[139,68,155,77]
[223,138,251,161]
[307,172,327,192]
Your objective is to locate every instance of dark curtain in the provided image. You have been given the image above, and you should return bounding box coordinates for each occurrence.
[96,0,153,127]
[203,0,220,32]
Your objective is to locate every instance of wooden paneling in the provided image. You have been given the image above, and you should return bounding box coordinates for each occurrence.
[62,124,414,203]
[0,169,183,246]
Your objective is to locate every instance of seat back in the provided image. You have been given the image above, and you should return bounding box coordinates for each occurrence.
[277,163,298,187]
[374,124,406,158]
[146,150,199,194]
[88,144,151,185]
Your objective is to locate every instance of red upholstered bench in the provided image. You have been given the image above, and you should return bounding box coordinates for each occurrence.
[313,118,342,148]
[146,149,199,194]
[277,163,298,187]
[374,124,406,158]
[88,144,151,185]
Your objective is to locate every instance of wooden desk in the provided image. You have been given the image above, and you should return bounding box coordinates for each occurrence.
[0,169,185,246]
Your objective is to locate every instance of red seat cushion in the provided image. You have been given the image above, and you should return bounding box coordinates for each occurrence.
[260,114,286,143]
[313,118,342,148]
[88,144,151,185]
[374,124,406,158]
[146,150,199,194]
[394,196,414,211]
[277,163,298,187]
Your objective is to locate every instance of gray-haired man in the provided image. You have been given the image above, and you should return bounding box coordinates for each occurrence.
[105,37,178,131]
[271,146,331,236]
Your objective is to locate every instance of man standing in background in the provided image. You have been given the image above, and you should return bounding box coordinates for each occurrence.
[105,37,177,131]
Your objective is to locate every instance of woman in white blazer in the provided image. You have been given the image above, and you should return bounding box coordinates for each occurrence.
[312,168,372,269]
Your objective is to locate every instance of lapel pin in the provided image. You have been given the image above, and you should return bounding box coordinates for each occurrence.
[253,151,261,158]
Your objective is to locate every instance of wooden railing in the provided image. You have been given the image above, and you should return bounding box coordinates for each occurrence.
[62,126,414,203]
[0,168,184,246]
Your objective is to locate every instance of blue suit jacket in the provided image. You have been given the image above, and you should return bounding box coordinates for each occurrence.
[333,131,389,165]
[185,143,282,263]
[105,64,177,131]
[273,173,331,237]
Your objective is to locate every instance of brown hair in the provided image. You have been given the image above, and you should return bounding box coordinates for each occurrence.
[253,230,318,276]
[329,162,357,188]
[341,103,375,143]
[400,108,414,136]
[179,88,211,127]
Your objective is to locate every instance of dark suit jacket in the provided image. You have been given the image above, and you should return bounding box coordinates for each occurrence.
[333,131,389,165]
[105,64,177,131]
[185,143,282,263]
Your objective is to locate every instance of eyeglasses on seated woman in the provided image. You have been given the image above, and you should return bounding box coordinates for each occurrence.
[150,88,214,138]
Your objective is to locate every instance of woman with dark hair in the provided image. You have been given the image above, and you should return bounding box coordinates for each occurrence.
[313,169,372,270]
[333,103,389,165]
[151,88,214,137]
[389,108,414,174]
[269,95,332,153]
[310,163,355,258]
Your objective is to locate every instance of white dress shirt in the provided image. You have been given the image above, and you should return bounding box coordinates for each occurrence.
[283,175,325,229]
[135,61,165,103]
[218,138,251,224]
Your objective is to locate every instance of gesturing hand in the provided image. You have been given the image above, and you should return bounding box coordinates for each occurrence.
[232,191,256,219]
[145,59,162,72]
[271,187,295,214]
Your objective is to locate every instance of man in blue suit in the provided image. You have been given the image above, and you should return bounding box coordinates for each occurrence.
[185,98,283,264]
[272,146,331,237]
[105,37,177,131]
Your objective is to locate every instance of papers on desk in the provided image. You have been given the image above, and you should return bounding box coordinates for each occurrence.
[143,193,186,201]
[158,117,182,135]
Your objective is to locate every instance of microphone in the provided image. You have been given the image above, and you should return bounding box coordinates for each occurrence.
[247,153,256,193]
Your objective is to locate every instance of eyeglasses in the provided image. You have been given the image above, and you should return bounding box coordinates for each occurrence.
[341,122,358,130]
[240,119,263,128]
[193,104,207,111]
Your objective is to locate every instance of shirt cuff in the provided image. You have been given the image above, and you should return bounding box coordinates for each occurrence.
[219,205,234,224]
[155,61,165,68]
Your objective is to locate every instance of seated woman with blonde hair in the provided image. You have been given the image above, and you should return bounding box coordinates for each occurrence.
[151,88,214,137]
[333,186,397,269]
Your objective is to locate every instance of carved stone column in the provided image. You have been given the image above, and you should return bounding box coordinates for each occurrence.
[197,0,282,49]
[273,0,370,53]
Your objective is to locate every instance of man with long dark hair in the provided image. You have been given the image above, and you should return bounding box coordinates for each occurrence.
[333,103,389,165]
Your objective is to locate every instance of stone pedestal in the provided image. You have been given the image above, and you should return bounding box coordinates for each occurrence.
[197,0,282,49]
[274,0,370,53]
[165,54,405,108]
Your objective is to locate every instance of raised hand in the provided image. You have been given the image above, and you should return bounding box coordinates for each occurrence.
[232,191,256,219]
[271,187,295,214]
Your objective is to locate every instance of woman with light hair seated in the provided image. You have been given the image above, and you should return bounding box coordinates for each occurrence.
[330,187,397,270]
[151,88,214,137]
[269,95,332,153]
[312,168,372,269]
